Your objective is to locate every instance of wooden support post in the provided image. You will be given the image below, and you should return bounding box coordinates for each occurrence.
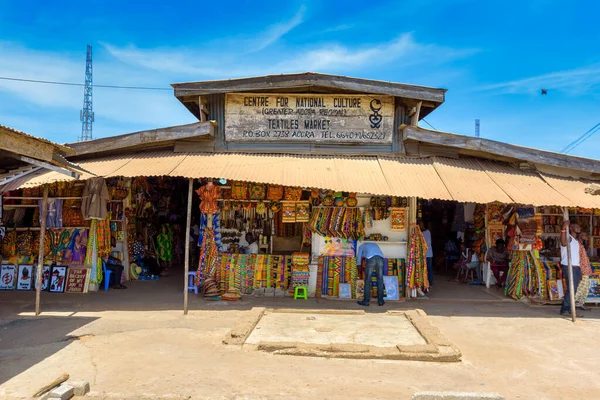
[35,184,49,316]
[409,101,422,126]
[184,178,194,315]
[563,207,577,322]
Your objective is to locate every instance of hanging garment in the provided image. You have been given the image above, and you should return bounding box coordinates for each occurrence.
[196,184,221,214]
[81,177,109,220]
[39,199,64,228]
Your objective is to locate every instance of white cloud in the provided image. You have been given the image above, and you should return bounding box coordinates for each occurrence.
[477,64,600,95]
[248,5,306,52]
[104,32,477,79]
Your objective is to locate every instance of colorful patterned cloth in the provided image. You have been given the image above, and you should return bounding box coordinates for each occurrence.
[407,225,429,291]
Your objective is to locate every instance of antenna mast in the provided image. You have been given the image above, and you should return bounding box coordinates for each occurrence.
[475,119,480,138]
[79,44,94,141]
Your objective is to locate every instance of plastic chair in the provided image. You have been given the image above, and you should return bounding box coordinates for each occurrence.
[294,286,308,300]
[102,262,112,291]
[187,271,199,295]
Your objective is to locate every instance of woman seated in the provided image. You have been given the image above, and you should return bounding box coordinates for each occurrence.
[486,239,510,289]
[453,242,481,282]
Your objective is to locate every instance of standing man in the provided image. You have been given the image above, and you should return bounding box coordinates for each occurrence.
[560,220,582,316]
[420,220,434,287]
[356,242,385,307]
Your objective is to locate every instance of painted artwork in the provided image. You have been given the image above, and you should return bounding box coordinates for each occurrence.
[0,264,16,290]
[383,275,400,300]
[588,278,600,299]
[339,283,351,299]
[389,207,406,231]
[548,279,560,300]
[16,265,33,290]
[65,267,90,293]
[488,225,504,244]
[322,237,356,257]
[36,265,51,291]
[49,266,67,293]
[46,228,88,265]
[356,279,365,298]
[281,201,296,223]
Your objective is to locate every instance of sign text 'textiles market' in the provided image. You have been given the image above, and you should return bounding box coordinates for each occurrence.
[224,93,394,144]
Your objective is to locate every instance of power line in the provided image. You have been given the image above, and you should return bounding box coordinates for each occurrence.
[0,76,172,91]
[421,118,436,130]
[561,122,600,154]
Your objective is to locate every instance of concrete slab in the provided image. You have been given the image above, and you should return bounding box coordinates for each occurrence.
[245,312,427,347]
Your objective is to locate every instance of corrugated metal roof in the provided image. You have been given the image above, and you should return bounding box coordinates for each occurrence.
[479,160,574,207]
[14,151,600,208]
[432,157,513,204]
[379,157,452,200]
[540,173,600,209]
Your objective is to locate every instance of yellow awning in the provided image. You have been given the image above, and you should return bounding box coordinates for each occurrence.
[17,151,600,208]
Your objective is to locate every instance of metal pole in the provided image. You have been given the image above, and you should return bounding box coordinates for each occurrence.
[183,178,193,315]
[35,184,49,316]
[563,208,576,322]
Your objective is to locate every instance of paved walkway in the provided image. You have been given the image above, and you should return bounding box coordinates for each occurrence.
[1,269,599,399]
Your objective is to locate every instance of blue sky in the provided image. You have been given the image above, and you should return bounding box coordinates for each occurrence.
[1,0,599,157]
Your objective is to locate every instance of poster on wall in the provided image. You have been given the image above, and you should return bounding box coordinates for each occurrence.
[488,225,504,244]
[389,208,406,231]
[383,275,400,300]
[65,267,90,293]
[16,265,33,290]
[0,264,16,290]
[49,266,67,293]
[322,237,356,257]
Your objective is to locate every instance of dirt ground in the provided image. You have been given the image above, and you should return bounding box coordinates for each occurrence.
[1,272,599,400]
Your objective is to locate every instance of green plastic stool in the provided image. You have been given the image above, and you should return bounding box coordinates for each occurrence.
[294,286,308,300]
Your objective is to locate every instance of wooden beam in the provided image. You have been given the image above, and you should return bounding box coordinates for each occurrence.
[35,184,48,316]
[68,121,217,156]
[183,178,193,315]
[172,72,447,103]
[409,101,422,126]
[0,128,57,162]
[17,156,80,179]
[402,125,600,175]
[198,96,209,122]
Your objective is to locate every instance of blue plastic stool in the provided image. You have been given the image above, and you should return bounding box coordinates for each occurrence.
[102,262,112,291]
[186,271,199,295]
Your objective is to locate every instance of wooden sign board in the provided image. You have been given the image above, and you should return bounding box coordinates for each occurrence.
[225,93,394,144]
[65,267,90,293]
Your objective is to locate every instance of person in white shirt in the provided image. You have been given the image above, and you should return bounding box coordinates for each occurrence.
[246,233,259,255]
[419,220,434,287]
[560,220,582,316]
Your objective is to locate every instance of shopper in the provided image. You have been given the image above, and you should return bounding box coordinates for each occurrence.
[356,242,385,307]
[560,220,582,316]
[419,220,434,287]
[575,232,593,311]
[486,239,510,289]
[156,224,173,277]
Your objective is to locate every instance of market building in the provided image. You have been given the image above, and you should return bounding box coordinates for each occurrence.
[2,72,600,313]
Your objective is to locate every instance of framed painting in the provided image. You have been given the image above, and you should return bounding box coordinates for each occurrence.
[587,278,600,300]
[355,279,365,298]
[0,264,16,290]
[34,265,52,291]
[16,265,33,290]
[65,267,90,293]
[383,275,400,300]
[49,266,68,293]
[322,237,356,257]
[548,279,560,301]
[338,283,351,299]
[389,208,406,231]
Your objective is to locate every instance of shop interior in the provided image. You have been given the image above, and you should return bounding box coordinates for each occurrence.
[1,176,599,306]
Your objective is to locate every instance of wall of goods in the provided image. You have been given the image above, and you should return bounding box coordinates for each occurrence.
[486,205,600,303]
[195,180,431,301]
[0,179,131,293]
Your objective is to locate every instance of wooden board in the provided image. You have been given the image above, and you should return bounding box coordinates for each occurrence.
[65,267,90,293]
[225,93,394,144]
